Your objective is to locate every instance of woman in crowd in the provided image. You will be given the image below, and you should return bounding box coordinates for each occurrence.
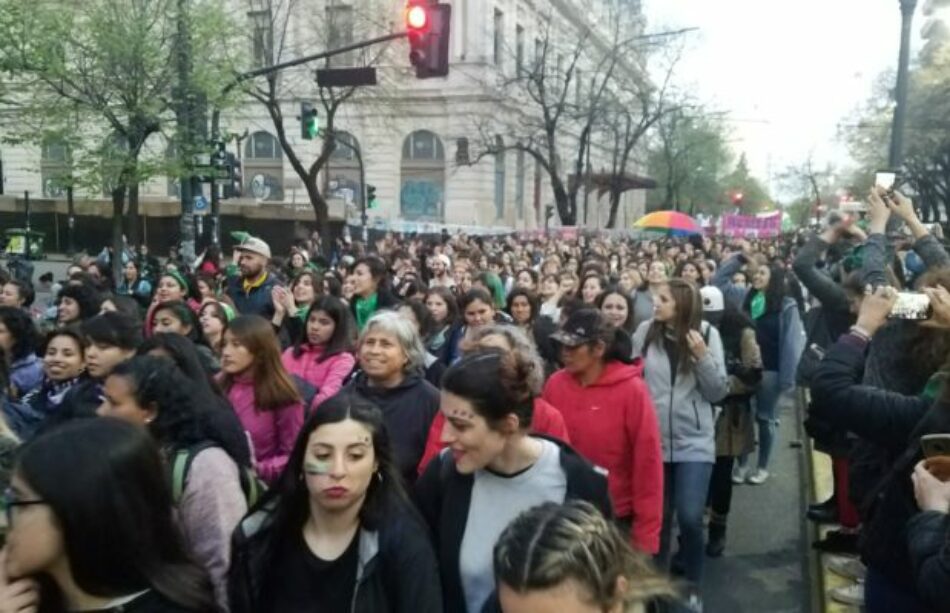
[596,288,637,336]
[97,356,247,609]
[350,256,399,332]
[4,327,87,440]
[727,261,804,484]
[56,283,102,327]
[344,311,440,483]
[542,309,663,555]
[397,300,447,388]
[195,272,218,304]
[0,418,215,612]
[282,295,356,413]
[151,300,217,372]
[702,296,762,558]
[424,286,461,362]
[577,273,607,305]
[417,324,570,474]
[198,301,233,358]
[229,394,442,613]
[272,270,322,347]
[632,279,728,610]
[116,260,152,310]
[0,306,42,400]
[538,273,563,321]
[514,268,539,292]
[146,270,200,336]
[506,288,558,370]
[675,261,704,287]
[446,288,498,364]
[494,501,676,613]
[220,315,305,484]
[415,350,612,613]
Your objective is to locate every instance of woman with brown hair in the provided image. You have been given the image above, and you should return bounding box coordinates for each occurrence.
[632,279,728,612]
[220,315,305,483]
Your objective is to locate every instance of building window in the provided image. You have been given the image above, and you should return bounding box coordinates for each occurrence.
[244,131,284,201]
[494,136,506,219]
[326,4,355,66]
[515,25,524,75]
[515,149,525,220]
[400,130,445,221]
[40,139,70,198]
[327,131,361,209]
[493,9,504,66]
[248,9,273,68]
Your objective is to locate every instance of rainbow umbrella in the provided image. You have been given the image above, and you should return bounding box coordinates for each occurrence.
[633,211,702,236]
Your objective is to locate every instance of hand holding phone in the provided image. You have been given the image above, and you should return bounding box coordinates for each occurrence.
[888,291,932,320]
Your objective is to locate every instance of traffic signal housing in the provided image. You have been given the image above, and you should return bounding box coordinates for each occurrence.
[300,102,319,140]
[406,2,452,79]
[367,184,378,209]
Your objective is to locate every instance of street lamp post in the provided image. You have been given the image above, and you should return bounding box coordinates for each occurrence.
[889,0,918,170]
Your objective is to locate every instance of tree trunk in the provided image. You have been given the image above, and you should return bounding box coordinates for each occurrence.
[304,179,333,259]
[606,184,622,229]
[111,186,126,283]
[127,183,140,246]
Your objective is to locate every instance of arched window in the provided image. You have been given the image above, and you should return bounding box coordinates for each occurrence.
[327,131,361,207]
[400,130,445,221]
[41,139,71,198]
[244,131,284,201]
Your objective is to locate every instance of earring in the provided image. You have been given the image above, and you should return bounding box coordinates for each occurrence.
[375,471,383,484]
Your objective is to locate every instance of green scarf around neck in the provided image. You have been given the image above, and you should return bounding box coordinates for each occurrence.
[750,291,766,320]
[355,293,378,331]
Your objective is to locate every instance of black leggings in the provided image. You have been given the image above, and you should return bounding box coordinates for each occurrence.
[707,455,736,517]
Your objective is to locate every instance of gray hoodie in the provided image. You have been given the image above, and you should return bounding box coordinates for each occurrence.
[632,320,729,463]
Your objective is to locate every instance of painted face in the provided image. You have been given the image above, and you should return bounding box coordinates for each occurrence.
[220,331,255,375]
[509,295,533,325]
[43,334,84,382]
[464,299,494,328]
[439,391,510,474]
[4,474,63,581]
[96,374,152,427]
[359,329,407,385]
[601,293,629,329]
[303,419,377,513]
[307,309,336,346]
[653,285,676,323]
[425,294,449,324]
[152,309,191,336]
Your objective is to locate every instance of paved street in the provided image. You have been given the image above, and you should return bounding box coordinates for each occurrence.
[703,397,810,612]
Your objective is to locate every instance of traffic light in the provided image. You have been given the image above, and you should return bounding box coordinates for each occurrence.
[367,184,378,209]
[406,2,452,79]
[300,102,319,140]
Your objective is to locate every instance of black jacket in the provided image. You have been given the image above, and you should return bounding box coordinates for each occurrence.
[413,436,613,613]
[344,373,440,484]
[811,333,950,593]
[228,498,442,613]
[906,510,950,610]
[226,273,279,319]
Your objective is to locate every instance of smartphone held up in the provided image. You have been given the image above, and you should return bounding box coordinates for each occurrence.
[889,292,933,320]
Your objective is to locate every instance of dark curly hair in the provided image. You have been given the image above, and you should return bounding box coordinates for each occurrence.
[0,305,40,362]
[57,283,104,322]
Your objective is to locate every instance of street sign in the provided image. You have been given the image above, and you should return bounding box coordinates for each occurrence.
[194,195,209,211]
[316,67,378,87]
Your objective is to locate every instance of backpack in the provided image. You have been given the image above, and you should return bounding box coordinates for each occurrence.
[170,442,267,508]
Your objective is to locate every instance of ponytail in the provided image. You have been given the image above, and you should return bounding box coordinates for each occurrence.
[604,328,634,364]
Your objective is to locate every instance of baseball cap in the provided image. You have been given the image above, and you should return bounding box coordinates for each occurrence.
[700,286,724,313]
[235,236,271,259]
[550,309,607,348]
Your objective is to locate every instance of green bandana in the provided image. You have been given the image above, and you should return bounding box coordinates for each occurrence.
[750,291,766,320]
[354,293,378,332]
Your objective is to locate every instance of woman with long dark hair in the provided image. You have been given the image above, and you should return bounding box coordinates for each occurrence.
[220,316,305,483]
[0,418,215,612]
[97,356,247,609]
[229,394,442,613]
[632,279,728,610]
[350,256,398,332]
[423,286,460,363]
[281,295,356,412]
[415,349,611,613]
[595,288,637,336]
[0,306,42,400]
[151,300,217,372]
[116,260,152,309]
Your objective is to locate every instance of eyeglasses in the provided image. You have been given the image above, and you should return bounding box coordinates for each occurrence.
[2,487,46,526]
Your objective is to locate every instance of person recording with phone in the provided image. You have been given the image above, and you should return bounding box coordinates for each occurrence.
[810,284,950,612]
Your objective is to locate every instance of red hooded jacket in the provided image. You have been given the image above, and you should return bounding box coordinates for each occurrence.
[416,397,571,475]
[542,360,663,553]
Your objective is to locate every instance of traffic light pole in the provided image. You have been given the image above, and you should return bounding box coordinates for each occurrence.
[208,31,408,245]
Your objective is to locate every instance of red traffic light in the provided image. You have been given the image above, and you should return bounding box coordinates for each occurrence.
[407,5,429,31]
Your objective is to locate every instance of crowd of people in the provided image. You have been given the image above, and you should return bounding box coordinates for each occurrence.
[0,186,945,612]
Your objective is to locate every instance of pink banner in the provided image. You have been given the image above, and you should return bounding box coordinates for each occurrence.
[721,213,782,238]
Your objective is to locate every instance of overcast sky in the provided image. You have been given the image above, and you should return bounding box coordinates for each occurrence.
[644,0,923,196]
